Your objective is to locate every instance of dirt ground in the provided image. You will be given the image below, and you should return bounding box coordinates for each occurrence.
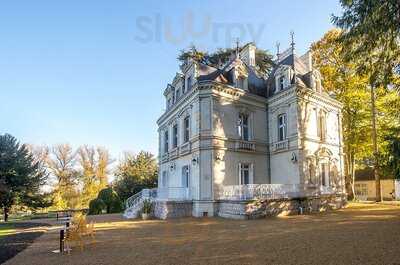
[4,203,400,265]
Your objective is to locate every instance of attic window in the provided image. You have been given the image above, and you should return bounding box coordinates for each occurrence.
[237,77,245,90]
[279,76,285,90]
[187,76,192,91]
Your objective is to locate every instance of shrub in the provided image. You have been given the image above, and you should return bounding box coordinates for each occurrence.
[97,187,123,213]
[88,198,106,215]
[142,199,153,214]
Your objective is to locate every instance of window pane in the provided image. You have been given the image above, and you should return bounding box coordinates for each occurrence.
[182,166,189,187]
[184,117,190,142]
[173,125,178,147]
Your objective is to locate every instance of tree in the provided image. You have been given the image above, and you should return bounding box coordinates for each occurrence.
[114,151,158,202]
[97,187,122,213]
[77,146,112,208]
[46,144,80,209]
[333,0,400,201]
[0,134,47,222]
[383,129,400,180]
[311,29,371,198]
[312,29,400,199]
[178,45,274,76]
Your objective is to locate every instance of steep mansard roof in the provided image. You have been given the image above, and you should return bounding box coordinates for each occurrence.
[177,45,321,99]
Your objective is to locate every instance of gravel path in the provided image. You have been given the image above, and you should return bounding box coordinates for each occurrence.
[4,203,400,265]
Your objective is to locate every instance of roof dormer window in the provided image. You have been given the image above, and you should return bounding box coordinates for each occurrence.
[186,76,192,91]
[175,88,181,101]
[279,76,285,90]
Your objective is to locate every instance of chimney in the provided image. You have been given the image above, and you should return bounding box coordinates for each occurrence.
[304,51,313,72]
[240,42,256,67]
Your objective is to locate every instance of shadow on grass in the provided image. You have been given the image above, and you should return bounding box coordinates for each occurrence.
[0,222,50,264]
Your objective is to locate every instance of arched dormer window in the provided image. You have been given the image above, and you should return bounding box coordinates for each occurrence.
[274,66,291,93]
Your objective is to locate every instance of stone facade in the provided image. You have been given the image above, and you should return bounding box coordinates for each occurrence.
[218,194,347,220]
[154,200,193,220]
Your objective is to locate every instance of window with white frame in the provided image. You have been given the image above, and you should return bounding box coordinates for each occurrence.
[164,130,169,153]
[239,163,252,185]
[186,76,192,91]
[278,114,287,141]
[167,98,171,109]
[238,113,250,141]
[161,171,168,187]
[181,165,189,188]
[237,77,246,90]
[175,88,181,101]
[183,116,190,143]
[172,124,178,148]
[279,76,285,90]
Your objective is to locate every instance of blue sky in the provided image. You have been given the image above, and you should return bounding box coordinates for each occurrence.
[0,1,342,160]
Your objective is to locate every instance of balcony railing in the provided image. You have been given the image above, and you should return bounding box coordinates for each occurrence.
[274,140,289,151]
[157,187,192,201]
[179,142,191,155]
[235,140,256,151]
[169,148,179,159]
[216,184,338,201]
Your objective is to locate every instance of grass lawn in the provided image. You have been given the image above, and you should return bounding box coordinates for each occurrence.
[0,223,16,237]
[0,222,51,264]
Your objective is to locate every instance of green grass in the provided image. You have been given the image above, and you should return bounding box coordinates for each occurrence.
[0,223,16,237]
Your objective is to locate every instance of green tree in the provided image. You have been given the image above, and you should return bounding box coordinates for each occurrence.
[383,129,400,180]
[97,187,122,213]
[178,44,274,76]
[77,146,112,208]
[46,144,80,209]
[0,134,47,222]
[333,0,400,201]
[114,151,158,202]
[311,29,371,199]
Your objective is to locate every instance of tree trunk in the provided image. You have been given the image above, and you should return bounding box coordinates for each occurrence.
[4,208,9,222]
[370,84,381,202]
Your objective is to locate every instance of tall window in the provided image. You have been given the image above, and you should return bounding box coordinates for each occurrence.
[238,113,249,141]
[161,171,168,187]
[175,89,181,101]
[183,116,190,143]
[317,111,326,141]
[239,163,251,185]
[181,165,189,188]
[164,130,169,153]
[187,76,192,91]
[320,163,329,186]
[172,124,178,148]
[278,114,287,141]
[167,98,171,109]
[237,77,245,90]
[279,76,285,90]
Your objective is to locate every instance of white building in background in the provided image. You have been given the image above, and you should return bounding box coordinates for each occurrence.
[125,41,346,220]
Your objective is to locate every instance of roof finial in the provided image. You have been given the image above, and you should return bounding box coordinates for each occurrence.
[235,38,240,58]
[290,30,295,53]
[276,41,280,58]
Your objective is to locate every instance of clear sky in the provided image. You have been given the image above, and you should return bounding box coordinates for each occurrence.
[0,1,342,161]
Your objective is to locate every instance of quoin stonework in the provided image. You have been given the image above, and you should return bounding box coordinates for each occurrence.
[124,41,346,220]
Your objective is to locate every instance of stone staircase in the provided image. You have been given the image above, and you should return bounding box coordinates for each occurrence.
[123,188,157,219]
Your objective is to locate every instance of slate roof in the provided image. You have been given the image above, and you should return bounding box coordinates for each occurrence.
[192,45,316,99]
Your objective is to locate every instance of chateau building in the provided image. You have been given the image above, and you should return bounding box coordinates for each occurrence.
[125,41,346,219]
